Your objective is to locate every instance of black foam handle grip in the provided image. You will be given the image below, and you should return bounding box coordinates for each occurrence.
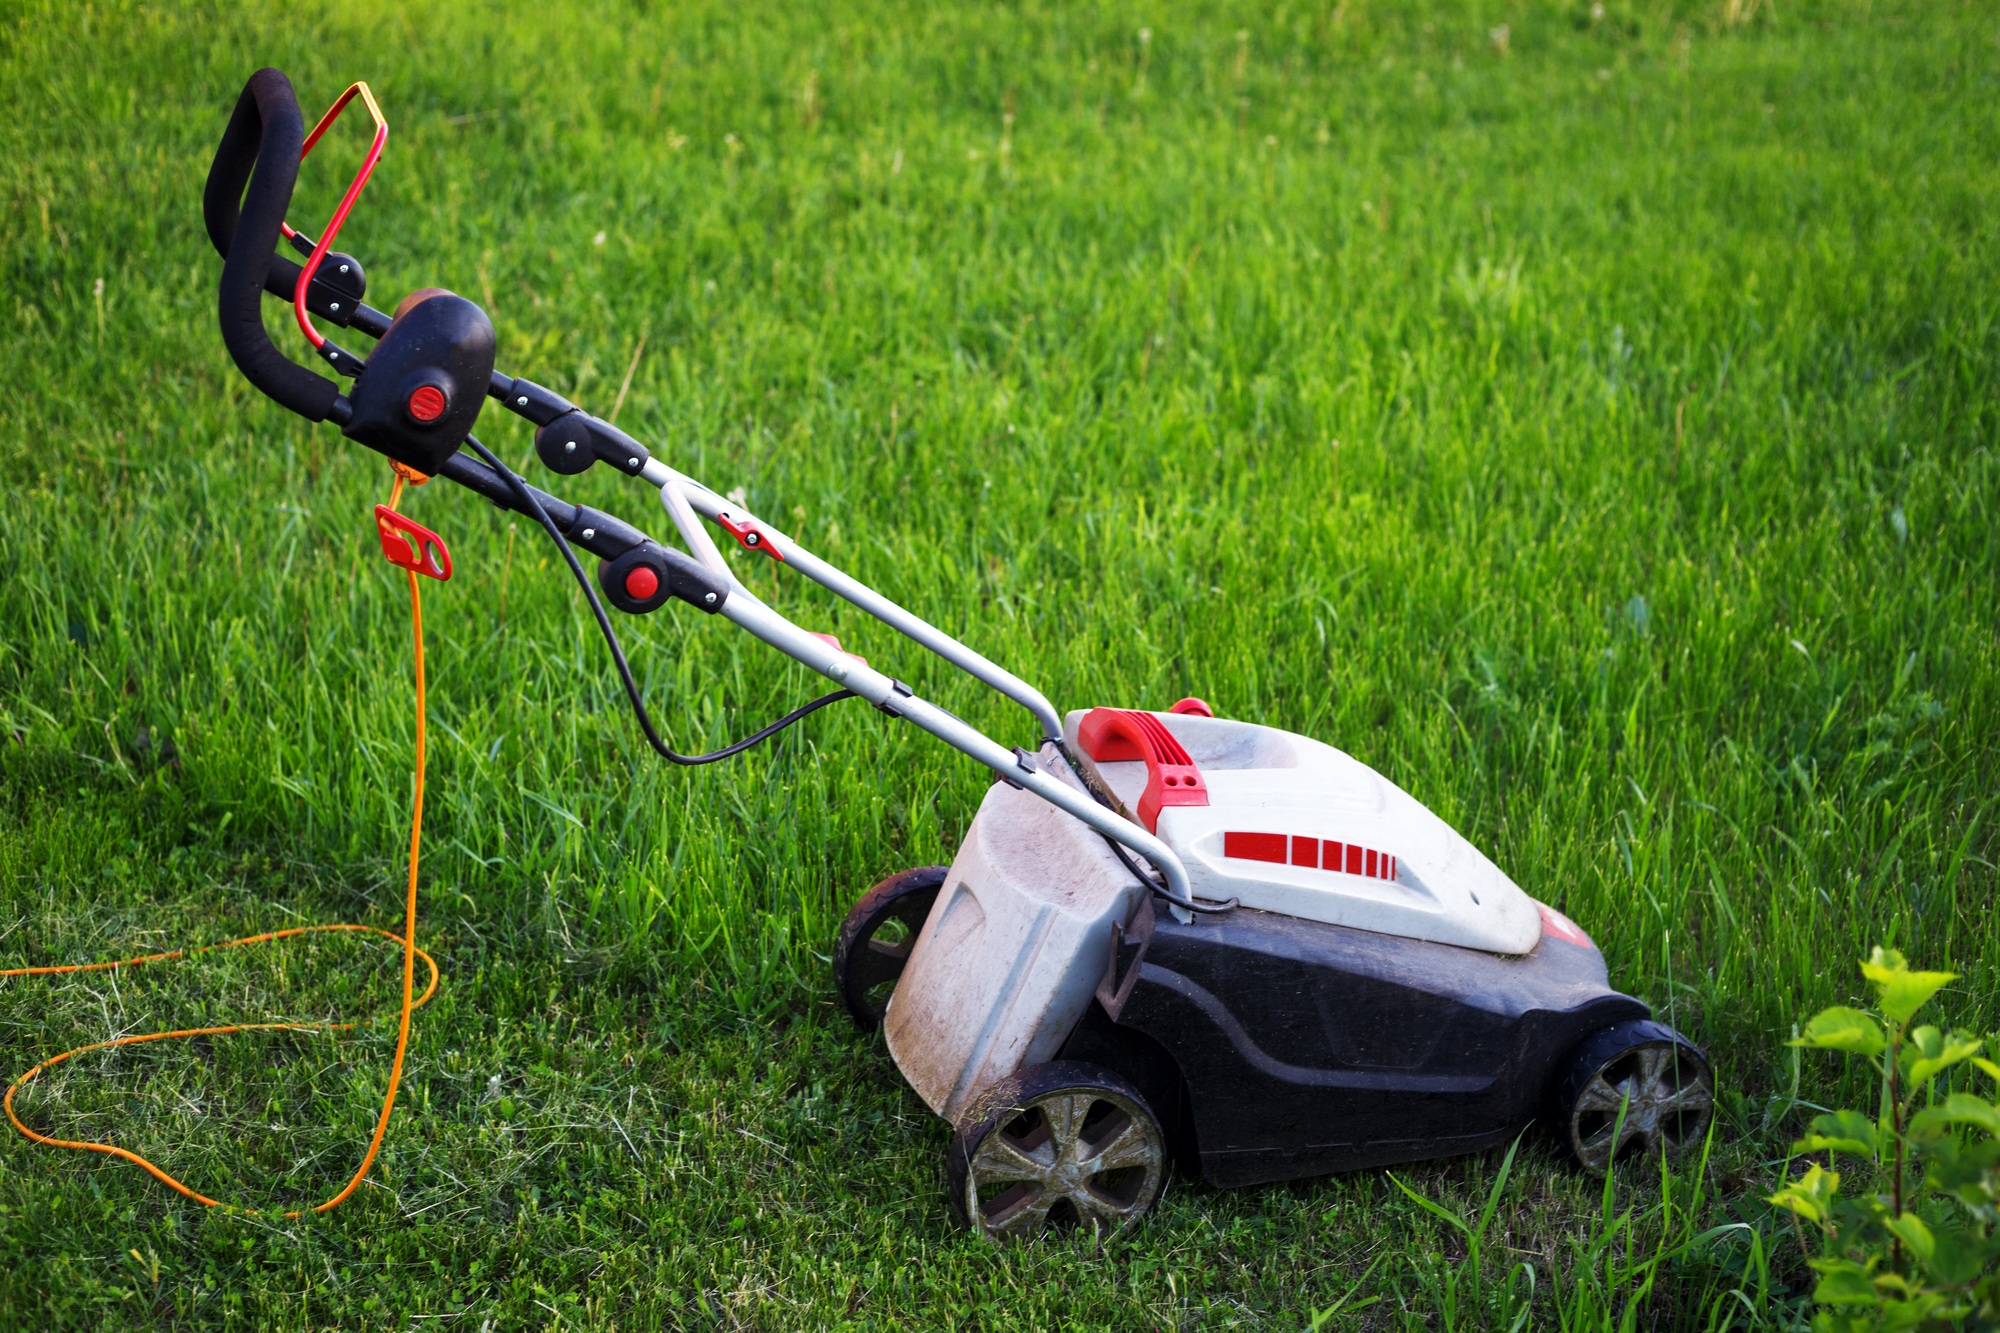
[203,69,339,422]
[203,74,312,311]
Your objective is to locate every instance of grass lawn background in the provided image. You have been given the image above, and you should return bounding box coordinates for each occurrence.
[1,0,1995,1326]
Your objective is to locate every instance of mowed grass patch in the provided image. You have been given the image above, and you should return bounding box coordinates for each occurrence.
[1,0,1996,1326]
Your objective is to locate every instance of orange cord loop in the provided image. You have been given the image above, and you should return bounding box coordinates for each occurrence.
[3,474,436,1218]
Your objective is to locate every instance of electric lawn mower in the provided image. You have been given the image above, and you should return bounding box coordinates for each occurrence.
[151,69,1714,1238]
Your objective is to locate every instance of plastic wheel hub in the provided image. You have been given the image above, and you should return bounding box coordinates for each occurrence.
[948,1061,1166,1242]
[832,866,948,1029]
[1557,1019,1714,1171]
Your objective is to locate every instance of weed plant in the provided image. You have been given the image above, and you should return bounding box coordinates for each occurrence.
[1772,948,2000,1328]
[1,0,1996,1326]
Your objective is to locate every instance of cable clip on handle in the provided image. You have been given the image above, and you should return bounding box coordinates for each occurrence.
[714,509,785,561]
[375,506,452,581]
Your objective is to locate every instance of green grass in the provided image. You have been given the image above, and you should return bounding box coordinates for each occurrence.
[2,0,1996,1325]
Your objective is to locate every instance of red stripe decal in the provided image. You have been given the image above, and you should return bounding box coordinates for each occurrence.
[1221,834,1406,882]
[1224,831,1287,864]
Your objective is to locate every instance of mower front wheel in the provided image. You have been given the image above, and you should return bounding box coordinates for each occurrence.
[833,865,947,1029]
[946,1061,1167,1243]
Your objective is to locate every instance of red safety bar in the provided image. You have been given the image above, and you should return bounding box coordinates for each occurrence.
[1076,708,1209,832]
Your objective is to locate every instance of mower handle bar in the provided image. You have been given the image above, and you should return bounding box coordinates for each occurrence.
[199,68,1200,915]
[198,70,1064,742]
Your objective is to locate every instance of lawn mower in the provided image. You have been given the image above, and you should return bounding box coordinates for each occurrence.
[200,68,1715,1241]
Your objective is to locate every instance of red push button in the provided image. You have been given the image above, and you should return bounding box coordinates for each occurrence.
[623,565,660,600]
[407,385,448,423]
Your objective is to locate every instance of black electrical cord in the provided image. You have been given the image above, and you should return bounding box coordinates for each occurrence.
[1103,835,1238,916]
[460,434,856,765]
[1058,741,1237,915]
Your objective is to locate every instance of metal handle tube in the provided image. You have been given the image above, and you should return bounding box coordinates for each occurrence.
[640,461,1064,742]
[714,586,1193,905]
[657,475,732,581]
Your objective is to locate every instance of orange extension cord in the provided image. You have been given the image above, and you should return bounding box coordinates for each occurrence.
[2,471,439,1217]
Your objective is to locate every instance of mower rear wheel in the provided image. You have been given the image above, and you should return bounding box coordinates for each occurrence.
[833,865,947,1029]
[947,1061,1167,1243]
[1555,1019,1714,1172]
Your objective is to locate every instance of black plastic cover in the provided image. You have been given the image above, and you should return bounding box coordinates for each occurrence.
[308,252,366,320]
[1071,907,1649,1188]
[587,416,651,476]
[342,292,496,475]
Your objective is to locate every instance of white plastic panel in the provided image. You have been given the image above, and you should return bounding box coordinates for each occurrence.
[1064,710,1543,955]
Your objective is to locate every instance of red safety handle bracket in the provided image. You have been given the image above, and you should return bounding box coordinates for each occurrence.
[1076,708,1209,832]
[714,510,785,562]
[374,505,452,581]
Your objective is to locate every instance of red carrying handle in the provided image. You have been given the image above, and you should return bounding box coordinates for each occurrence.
[1076,708,1209,833]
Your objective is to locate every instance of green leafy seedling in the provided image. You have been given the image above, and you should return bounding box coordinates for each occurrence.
[1770,946,2000,1329]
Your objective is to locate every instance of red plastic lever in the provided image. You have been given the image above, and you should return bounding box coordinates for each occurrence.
[1076,708,1209,832]
[373,505,453,581]
[714,510,786,562]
